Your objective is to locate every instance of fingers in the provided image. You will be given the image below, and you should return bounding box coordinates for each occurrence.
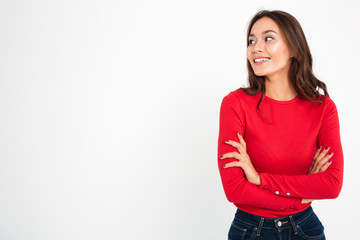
[224,134,246,154]
[315,146,331,162]
[312,146,331,169]
[219,152,241,161]
[222,161,244,169]
[309,146,322,172]
[309,146,334,174]
[237,133,247,152]
[224,140,245,154]
[319,160,332,172]
[313,146,322,162]
[220,151,247,169]
[313,152,333,173]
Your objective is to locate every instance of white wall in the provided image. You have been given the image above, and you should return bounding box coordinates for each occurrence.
[0,0,359,239]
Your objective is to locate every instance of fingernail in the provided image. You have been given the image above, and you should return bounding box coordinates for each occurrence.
[325,146,330,150]
[318,146,322,149]
[219,155,223,159]
[329,152,333,156]
[224,140,229,143]
[328,160,332,164]
[222,165,226,169]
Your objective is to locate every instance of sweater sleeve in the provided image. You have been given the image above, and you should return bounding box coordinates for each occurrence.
[218,92,302,210]
[259,97,344,199]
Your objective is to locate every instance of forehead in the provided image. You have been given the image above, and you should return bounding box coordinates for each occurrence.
[250,17,281,36]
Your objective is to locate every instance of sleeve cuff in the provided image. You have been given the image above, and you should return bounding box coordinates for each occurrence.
[258,172,268,190]
[259,172,302,210]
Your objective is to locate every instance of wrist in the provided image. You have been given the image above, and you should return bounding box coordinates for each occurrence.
[253,172,261,186]
[256,172,261,186]
[244,166,261,185]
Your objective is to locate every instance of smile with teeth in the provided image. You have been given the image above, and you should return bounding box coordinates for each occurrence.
[254,58,270,63]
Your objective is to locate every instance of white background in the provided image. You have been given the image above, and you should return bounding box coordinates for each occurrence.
[0,0,359,239]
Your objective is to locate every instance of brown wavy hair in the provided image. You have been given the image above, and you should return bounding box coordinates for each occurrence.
[240,10,329,114]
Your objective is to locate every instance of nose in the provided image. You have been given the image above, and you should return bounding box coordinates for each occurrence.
[252,41,264,53]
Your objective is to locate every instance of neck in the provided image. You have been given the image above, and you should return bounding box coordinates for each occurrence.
[265,74,297,101]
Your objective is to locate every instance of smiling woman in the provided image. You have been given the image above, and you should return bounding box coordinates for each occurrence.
[217,10,343,240]
[247,18,293,84]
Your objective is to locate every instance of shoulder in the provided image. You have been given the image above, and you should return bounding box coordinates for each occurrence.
[323,96,339,118]
[311,94,339,121]
[221,88,260,105]
[301,93,337,109]
[317,94,337,111]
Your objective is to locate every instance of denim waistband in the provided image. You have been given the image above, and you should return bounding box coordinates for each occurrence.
[234,206,314,236]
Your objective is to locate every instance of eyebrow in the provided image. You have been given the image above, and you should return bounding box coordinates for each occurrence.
[249,30,277,37]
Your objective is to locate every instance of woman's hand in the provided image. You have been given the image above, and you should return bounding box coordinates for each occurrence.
[302,146,333,204]
[308,146,333,174]
[220,133,261,186]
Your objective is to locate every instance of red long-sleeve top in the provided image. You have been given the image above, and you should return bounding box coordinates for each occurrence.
[217,89,343,218]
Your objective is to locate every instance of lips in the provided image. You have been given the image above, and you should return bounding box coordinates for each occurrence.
[254,57,270,63]
[253,57,271,65]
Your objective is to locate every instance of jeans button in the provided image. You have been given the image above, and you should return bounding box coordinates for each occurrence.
[277,221,282,227]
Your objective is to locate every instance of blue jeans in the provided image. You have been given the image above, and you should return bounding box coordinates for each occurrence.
[228,206,325,240]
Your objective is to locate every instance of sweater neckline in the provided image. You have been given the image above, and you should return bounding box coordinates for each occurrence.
[263,93,301,104]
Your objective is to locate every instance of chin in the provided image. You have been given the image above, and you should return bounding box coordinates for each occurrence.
[251,66,267,76]
[253,71,266,77]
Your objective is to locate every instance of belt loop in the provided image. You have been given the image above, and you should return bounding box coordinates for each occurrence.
[289,215,298,234]
[256,217,264,236]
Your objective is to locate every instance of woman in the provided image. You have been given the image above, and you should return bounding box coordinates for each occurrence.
[217,10,343,239]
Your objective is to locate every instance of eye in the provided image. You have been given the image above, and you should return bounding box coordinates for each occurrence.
[265,36,274,41]
[248,39,255,45]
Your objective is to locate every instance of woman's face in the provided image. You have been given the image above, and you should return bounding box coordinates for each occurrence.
[247,17,293,79]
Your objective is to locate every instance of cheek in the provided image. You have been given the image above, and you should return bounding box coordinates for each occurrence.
[268,43,281,55]
[269,43,291,62]
[246,49,254,64]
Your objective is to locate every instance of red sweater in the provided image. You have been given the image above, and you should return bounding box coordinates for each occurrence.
[217,89,343,218]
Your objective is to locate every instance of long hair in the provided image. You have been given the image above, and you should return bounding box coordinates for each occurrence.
[240,10,329,115]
